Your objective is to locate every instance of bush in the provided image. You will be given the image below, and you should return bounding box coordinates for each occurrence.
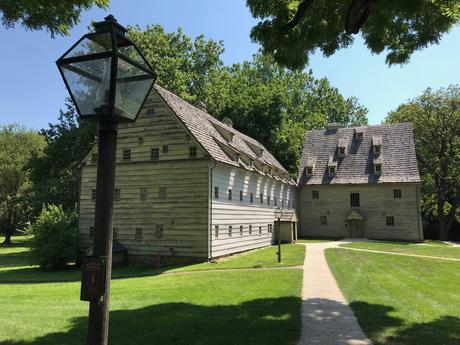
[28,204,77,270]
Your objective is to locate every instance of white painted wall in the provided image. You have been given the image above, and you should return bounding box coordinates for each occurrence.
[210,163,296,257]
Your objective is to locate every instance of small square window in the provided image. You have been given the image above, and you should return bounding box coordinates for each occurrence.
[374,145,381,154]
[320,216,327,225]
[91,189,96,201]
[356,132,363,139]
[386,216,395,226]
[249,224,252,234]
[151,148,159,160]
[228,189,232,200]
[375,164,382,174]
[329,166,336,174]
[147,108,155,116]
[258,226,262,235]
[91,153,98,163]
[155,224,164,238]
[240,225,243,236]
[260,193,263,204]
[240,191,243,201]
[140,187,148,200]
[229,225,233,237]
[138,137,144,144]
[307,167,313,175]
[268,224,273,233]
[123,149,131,161]
[394,189,402,198]
[159,187,167,199]
[162,145,169,153]
[214,186,219,199]
[114,188,121,201]
[215,225,219,239]
[135,227,143,242]
[250,193,253,203]
[89,226,94,238]
[350,193,360,207]
[312,191,319,199]
[189,146,197,158]
[339,147,345,155]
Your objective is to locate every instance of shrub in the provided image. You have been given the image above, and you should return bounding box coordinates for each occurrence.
[28,204,77,270]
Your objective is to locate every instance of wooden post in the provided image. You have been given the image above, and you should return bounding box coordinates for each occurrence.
[87,117,118,345]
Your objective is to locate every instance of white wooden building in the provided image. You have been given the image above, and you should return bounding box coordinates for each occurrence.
[78,84,298,263]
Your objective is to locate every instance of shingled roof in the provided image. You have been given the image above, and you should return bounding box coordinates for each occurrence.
[298,123,420,186]
[154,85,295,184]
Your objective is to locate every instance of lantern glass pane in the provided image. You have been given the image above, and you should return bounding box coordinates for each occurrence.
[60,57,112,116]
[63,33,112,58]
[118,44,150,69]
[114,57,154,121]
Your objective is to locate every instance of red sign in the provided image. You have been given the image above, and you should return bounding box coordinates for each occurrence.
[81,256,107,301]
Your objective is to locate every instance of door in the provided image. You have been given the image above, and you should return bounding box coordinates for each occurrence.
[350,220,364,238]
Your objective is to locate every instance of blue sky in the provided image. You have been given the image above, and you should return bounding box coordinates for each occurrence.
[1,0,459,129]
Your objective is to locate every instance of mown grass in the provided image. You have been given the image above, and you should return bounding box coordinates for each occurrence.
[169,243,305,272]
[0,236,304,345]
[340,241,460,259]
[326,248,460,345]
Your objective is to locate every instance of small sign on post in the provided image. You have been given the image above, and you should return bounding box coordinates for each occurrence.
[81,256,107,301]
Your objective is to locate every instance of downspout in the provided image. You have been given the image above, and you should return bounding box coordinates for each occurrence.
[416,183,423,241]
[208,160,217,260]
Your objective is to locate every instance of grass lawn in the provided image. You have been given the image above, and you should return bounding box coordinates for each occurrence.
[340,241,460,259]
[0,237,304,345]
[326,248,460,345]
[169,243,305,272]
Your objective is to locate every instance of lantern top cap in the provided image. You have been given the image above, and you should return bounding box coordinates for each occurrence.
[94,14,127,36]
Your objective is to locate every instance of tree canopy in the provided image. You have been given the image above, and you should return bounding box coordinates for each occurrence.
[27,101,96,216]
[385,85,460,240]
[247,0,460,69]
[0,124,45,244]
[0,0,109,37]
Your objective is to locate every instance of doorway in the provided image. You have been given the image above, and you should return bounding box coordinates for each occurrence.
[349,220,364,238]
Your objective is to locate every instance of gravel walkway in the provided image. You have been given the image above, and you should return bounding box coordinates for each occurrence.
[299,242,372,345]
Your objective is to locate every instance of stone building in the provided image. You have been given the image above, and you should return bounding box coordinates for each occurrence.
[297,122,423,241]
[78,84,297,263]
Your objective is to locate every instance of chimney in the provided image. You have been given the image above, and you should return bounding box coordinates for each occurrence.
[194,99,207,112]
[222,117,233,127]
[327,122,341,130]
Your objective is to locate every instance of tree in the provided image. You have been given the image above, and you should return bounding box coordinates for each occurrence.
[385,85,460,240]
[0,124,45,244]
[27,100,96,216]
[203,54,368,173]
[128,24,225,102]
[0,0,109,37]
[247,0,460,69]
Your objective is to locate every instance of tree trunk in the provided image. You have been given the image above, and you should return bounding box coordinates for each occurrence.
[2,232,12,245]
[438,201,449,241]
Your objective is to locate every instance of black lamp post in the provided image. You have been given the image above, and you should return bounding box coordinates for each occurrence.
[274,207,283,263]
[56,15,156,345]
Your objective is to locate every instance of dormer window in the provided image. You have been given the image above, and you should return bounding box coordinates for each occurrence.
[337,139,347,157]
[212,122,234,143]
[305,158,316,176]
[355,128,364,140]
[372,136,382,155]
[329,166,336,174]
[374,163,382,174]
[328,157,337,175]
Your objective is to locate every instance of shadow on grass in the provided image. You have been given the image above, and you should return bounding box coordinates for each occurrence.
[1,297,301,345]
[349,301,460,345]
